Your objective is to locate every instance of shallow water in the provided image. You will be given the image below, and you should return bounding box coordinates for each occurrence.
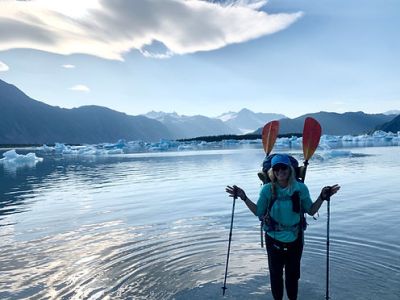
[1,147,399,299]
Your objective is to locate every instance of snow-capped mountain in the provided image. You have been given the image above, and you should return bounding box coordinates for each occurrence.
[217,111,237,122]
[216,108,286,134]
[143,108,287,137]
[383,110,400,115]
[143,111,239,139]
[144,111,180,121]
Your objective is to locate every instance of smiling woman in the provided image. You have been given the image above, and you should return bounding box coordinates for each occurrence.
[226,153,340,300]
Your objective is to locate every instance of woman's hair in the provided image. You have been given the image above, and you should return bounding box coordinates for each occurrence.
[268,165,296,200]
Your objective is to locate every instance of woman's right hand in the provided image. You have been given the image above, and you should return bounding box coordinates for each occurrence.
[225,185,247,201]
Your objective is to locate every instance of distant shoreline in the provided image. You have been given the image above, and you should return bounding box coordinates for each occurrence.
[177,133,302,142]
[0,133,305,148]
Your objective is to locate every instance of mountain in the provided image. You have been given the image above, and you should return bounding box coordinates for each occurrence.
[144,111,239,138]
[0,79,173,144]
[377,114,400,132]
[216,108,286,134]
[383,110,400,115]
[254,111,396,135]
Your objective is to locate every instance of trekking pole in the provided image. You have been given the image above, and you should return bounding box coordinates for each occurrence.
[222,189,237,296]
[326,191,331,300]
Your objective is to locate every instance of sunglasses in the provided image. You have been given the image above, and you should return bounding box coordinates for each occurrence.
[273,164,289,172]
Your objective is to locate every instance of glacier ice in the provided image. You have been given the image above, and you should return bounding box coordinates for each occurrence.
[31,130,400,157]
[0,149,43,169]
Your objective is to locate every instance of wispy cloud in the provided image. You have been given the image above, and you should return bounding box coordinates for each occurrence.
[221,0,269,10]
[62,64,76,69]
[0,0,302,60]
[69,85,90,92]
[0,61,9,72]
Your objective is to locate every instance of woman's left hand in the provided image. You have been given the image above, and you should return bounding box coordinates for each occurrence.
[320,184,340,200]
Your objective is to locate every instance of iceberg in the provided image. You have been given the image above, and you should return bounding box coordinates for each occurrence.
[33,130,400,157]
[321,149,353,159]
[0,149,43,169]
[38,144,54,153]
[177,144,196,151]
[103,139,128,150]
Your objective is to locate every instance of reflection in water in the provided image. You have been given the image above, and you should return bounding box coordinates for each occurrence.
[1,217,399,299]
[1,147,400,299]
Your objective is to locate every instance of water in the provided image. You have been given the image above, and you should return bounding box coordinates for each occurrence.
[1,147,399,299]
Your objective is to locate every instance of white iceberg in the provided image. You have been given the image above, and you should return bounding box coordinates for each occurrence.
[38,144,54,153]
[322,149,353,159]
[33,130,400,157]
[0,149,43,168]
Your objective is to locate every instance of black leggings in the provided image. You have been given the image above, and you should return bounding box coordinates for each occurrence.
[265,233,304,300]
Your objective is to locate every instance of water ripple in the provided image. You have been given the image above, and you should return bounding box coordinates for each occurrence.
[1,216,399,300]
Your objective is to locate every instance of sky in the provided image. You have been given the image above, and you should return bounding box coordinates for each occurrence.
[0,0,399,118]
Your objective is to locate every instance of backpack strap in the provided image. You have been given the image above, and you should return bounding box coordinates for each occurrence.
[268,186,278,211]
[260,186,307,248]
[260,184,277,247]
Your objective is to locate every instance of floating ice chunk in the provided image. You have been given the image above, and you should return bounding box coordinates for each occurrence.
[222,139,239,146]
[0,149,43,168]
[321,135,341,143]
[275,137,290,146]
[275,136,300,148]
[342,135,354,142]
[77,146,100,156]
[146,139,181,151]
[55,143,75,154]
[197,141,208,147]
[103,139,128,150]
[353,134,368,142]
[105,148,124,155]
[319,143,331,151]
[38,144,54,153]
[178,144,196,151]
[288,136,300,144]
[247,139,262,145]
[126,141,146,152]
[382,131,395,141]
[32,130,400,158]
[322,150,353,159]
[372,130,387,139]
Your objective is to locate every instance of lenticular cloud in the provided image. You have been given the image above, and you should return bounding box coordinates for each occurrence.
[0,0,302,60]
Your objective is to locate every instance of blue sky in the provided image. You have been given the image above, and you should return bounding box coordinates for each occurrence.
[0,0,399,118]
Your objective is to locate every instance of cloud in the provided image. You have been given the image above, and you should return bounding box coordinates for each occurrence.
[0,0,302,60]
[0,60,9,71]
[62,64,76,69]
[221,0,269,10]
[69,85,90,92]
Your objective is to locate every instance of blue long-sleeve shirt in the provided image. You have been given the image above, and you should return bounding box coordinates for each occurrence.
[256,181,313,243]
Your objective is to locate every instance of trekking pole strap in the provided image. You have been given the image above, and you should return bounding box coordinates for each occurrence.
[260,222,264,248]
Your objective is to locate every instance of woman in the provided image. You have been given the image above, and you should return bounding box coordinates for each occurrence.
[226,154,340,300]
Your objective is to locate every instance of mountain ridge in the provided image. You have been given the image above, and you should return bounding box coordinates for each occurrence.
[253,111,397,135]
[215,108,286,134]
[377,114,400,132]
[0,79,173,144]
[1,79,398,144]
[143,111,239,138]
